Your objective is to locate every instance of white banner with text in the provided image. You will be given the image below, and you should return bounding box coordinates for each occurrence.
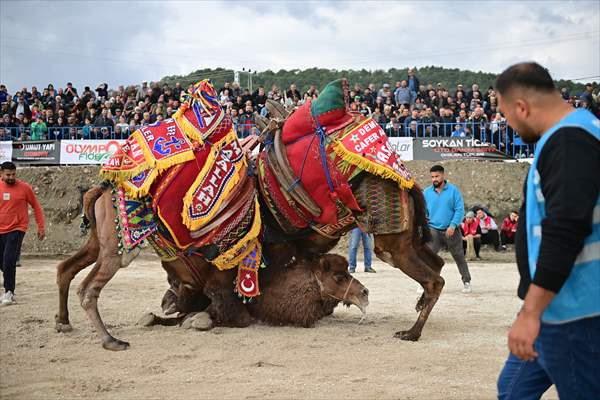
[60,139,125,164]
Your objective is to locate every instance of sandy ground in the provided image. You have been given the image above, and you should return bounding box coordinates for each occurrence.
[0,255,558,400]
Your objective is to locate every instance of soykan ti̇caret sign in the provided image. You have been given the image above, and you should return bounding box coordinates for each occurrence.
[413,137,512,160]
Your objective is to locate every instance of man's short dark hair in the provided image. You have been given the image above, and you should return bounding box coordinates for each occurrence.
[430,164,444,173]
[495,62,555,96]
[1,161,16,171]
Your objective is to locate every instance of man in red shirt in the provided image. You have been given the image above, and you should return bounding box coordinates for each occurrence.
[0,161,45,305]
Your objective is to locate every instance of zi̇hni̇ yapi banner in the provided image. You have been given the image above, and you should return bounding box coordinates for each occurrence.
[12,140,60,164]
[413,137,513,160]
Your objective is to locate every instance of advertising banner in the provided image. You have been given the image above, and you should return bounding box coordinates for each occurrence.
[387,137,414,161]
[60,139,125,164]
[12,140,60,164]
[413,137,512,160]
[0,141,12,163]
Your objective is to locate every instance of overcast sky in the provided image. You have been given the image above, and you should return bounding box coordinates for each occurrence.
[1,0,599,92]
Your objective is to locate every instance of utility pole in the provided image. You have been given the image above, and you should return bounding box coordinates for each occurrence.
[240,68,255,92]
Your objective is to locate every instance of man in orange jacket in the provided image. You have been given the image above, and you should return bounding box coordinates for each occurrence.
[0,161,45,305]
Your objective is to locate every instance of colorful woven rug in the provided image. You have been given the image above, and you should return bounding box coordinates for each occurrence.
[353,173,411,234]
[182,132,246,230]
[113,187,158,252]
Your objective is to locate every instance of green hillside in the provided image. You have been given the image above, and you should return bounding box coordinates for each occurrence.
[159,66,588,94]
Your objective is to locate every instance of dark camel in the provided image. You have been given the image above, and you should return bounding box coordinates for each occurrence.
[55,186,370,350]
[140,253,368,329]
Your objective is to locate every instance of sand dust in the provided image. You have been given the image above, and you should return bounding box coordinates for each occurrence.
[0,255,558,400]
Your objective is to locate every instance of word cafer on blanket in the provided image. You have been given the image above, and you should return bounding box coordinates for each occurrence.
[99,79,263,300]
[336,117,413,186]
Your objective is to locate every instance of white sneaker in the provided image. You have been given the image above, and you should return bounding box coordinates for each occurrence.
[1,291,15,305]
[462,282,472,294]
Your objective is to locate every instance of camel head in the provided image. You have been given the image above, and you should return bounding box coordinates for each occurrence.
[311,254,369,316]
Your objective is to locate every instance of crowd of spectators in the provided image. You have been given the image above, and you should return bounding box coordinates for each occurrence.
[1,68,598,153]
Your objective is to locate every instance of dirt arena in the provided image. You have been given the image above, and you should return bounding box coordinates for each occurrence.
[1,160,556,399]
[1,253,557,400]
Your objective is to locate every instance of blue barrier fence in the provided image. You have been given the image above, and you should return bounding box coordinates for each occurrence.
[0,121,535,158]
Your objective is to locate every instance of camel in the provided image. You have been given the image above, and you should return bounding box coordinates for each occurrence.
[55,83,445,351]
[56,173,443,351]
[139,253,368,329]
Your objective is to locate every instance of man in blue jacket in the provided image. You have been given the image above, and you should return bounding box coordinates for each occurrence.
[424,164,472,293]
[496,62,600,399]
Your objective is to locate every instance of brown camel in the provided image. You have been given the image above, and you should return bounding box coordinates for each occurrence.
[161,174,445,340]
[140,253,368,329]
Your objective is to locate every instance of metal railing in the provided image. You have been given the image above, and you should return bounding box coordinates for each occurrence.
[380,121,534,158]
[0,121,534,158]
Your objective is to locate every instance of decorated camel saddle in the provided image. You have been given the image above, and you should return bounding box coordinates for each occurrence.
[101,80,262,300]
[100,78,414,301]
[257,78,415,239]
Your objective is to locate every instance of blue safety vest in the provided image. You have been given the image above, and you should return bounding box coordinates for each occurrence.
[526,108,600,324]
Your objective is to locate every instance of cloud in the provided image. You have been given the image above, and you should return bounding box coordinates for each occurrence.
[1,0,598,93]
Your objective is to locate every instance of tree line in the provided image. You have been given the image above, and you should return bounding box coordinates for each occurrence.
[159,66,590,95]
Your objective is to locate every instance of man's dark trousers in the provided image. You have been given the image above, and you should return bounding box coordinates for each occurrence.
[0,230,25,293]
[428,227,471,283]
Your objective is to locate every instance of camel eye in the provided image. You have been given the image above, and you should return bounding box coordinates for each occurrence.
[333,273,345,282]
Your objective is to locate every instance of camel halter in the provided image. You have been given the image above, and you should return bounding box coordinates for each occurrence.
[313,273,356,303]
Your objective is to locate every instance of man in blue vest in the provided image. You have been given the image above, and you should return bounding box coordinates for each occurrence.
[495,62,600,399]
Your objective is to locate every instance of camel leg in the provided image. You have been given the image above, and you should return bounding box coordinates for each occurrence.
[55,235,99,332]
[374,234,445,341]
[415,245,444,312]
[204,270,254,327]
[78,254,129,351]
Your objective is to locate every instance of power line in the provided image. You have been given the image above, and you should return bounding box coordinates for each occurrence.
[567,75,600,81]
[2,30,598,71]
[338,31,599,66]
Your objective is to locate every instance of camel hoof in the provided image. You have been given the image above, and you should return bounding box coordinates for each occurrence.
[55,322,73,333]
[182,312,213,331]
[136,312,157,327]
[394,330,420,342]
[102,337,130,351]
